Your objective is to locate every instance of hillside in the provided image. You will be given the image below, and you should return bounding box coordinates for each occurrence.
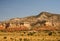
[0,12,60,31]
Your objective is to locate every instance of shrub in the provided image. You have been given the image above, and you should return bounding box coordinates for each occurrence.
[27,32,35,36]
[24,38,30,41]
[10,38,14,40]
[48,32,52,36]
[3,37,7,39]
[19,38,22,41]
[58,40,60,41]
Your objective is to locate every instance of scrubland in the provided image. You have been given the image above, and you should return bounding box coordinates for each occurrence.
[0,30,60,41]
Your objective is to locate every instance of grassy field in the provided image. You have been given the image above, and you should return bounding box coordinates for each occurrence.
[0,31,60,41]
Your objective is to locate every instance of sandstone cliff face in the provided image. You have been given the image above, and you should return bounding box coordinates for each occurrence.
[0,12,60,31]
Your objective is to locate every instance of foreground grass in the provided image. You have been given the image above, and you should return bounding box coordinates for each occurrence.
[0,30,60,41]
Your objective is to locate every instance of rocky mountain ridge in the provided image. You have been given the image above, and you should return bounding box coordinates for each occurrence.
[0,12,60,31]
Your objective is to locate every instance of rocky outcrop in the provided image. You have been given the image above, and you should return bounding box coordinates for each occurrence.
[0,12,60,31]
[37,12,60,27]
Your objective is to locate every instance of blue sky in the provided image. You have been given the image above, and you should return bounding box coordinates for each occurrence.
[0,0,60,21]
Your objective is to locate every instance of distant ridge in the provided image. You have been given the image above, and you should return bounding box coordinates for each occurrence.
[0,12,60,31]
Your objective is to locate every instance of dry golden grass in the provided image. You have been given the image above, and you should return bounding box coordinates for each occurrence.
[0,31,60,41]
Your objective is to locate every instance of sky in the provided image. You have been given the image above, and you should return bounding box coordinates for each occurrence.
[0,0,60,21]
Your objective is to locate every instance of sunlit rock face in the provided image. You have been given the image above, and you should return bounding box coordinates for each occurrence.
[37,12,60,27]
[0,12,60,31]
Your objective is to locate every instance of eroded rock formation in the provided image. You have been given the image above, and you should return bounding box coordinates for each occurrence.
[0,12,60,31]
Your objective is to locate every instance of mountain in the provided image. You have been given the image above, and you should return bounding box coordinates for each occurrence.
[0,12,60,31]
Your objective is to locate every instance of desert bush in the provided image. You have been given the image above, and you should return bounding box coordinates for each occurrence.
[3,36,7,39]
[19,38,22,41]
[10,38,14,40]
[58,31,60,33]
[24,38,30,41]
[5,23,10,29]
[27,32,35,36]
[58,40,60,41]
[44,30,51,33]
[23,31,26,34]
[48,31,52,36]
